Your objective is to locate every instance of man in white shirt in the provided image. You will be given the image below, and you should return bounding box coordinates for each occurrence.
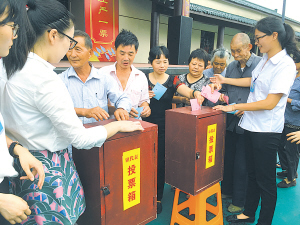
[59,30,131,124]
[99,29,151,118]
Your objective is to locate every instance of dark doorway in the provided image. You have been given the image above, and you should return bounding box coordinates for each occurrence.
[201,31,215,54]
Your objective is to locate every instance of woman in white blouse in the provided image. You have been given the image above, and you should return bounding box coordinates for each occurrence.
[0,1,45,225]
[214,17,300,224]
[1,0,143,224]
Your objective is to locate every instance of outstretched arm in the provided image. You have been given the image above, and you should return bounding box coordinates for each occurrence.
[210,74,251,87]
[177,84,205,105]
[213,93,283,112]
[103,121,144,139]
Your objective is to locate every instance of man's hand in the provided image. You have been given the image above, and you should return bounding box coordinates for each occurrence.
[140,105,151,118]
[84,107,109,121]
[211,74,225,84]
[234,110,244,118]
[287,131,300,144]
[114,108,129,121]
[0,194,31,224]
[182,97,191,105]
[14,145,45,190]
[130,108,139,118]
[287,98,292,104]
[149,91,155,99]
[219,94,225,102]
[208,83,222,93]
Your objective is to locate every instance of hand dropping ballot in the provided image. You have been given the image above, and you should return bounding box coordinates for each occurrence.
[152,82,167,100]
[134,107,143,118]
[223,95,229,105]
[201,85,221,103]
[190,99,201,111]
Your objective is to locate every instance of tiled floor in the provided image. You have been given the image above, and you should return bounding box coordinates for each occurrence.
[147,166,300,225]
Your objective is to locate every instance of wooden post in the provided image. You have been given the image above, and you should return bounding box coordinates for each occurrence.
[217,25,225,48]
[150,1,160,49]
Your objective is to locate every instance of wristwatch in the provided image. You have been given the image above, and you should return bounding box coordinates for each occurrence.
[8,141,22,158]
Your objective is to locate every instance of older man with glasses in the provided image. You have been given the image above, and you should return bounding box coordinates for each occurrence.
[212,33,262,214]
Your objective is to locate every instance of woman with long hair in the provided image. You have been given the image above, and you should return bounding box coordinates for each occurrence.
[0,1,45,224]
[1,0,143,224]
[214,16,300,224]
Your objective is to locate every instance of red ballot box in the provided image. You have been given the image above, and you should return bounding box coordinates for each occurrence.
[165,106,226,195]
[73,119,158,225]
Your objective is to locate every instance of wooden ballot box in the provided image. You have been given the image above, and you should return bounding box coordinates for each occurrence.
[73,119,158,225]
[165,106,226,195]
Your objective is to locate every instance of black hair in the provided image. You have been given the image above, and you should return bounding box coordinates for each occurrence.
[255,16,300,62]
[148,46,169,64]
[207,54,212,61]
[3,0,75,78]
[0,0,16,25]
[115,29,139,51]
[2,0,35,78]
[188,48,209,68]
[27,0,75,43]
[74,30,93,49]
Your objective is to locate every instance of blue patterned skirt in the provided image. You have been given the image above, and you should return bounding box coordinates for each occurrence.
[10,149,86,225]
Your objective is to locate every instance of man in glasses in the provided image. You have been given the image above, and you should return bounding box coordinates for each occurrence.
[59,30,131,124]
[212,33,261,214]
[203,48,230,78]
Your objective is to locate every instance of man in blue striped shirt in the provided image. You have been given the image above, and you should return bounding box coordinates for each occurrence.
[59,30,131,124]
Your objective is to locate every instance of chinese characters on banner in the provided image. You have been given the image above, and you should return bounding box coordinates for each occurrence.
[123,148,141,210]
[205,124,217,169]
[84,0,119,62]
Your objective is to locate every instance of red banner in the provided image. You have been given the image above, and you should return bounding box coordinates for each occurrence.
[85,0,119,62]
[182,0,190,17]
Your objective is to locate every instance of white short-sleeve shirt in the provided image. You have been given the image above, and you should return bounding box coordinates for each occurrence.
[1,52,107,152]
[98,63,150,109]
[239,49,296,133]
[0,59,7,97]
[0,113,18,183]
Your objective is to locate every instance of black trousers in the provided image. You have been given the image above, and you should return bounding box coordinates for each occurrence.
[278,126,300,181]
[221,130,248,207]
[0,177,11,225]
[243,131,280,225]
[157,124,165,202]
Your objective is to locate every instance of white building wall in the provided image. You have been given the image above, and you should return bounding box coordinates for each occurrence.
[118,0,300,63]
[119,0,152,63]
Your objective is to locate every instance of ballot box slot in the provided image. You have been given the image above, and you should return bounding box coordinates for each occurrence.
[166,106,226,195]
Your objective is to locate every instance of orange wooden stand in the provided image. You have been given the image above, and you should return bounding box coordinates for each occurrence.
[170,183,223,225]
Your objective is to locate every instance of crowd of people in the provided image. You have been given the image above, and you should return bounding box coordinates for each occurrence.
[0,0,300,225]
